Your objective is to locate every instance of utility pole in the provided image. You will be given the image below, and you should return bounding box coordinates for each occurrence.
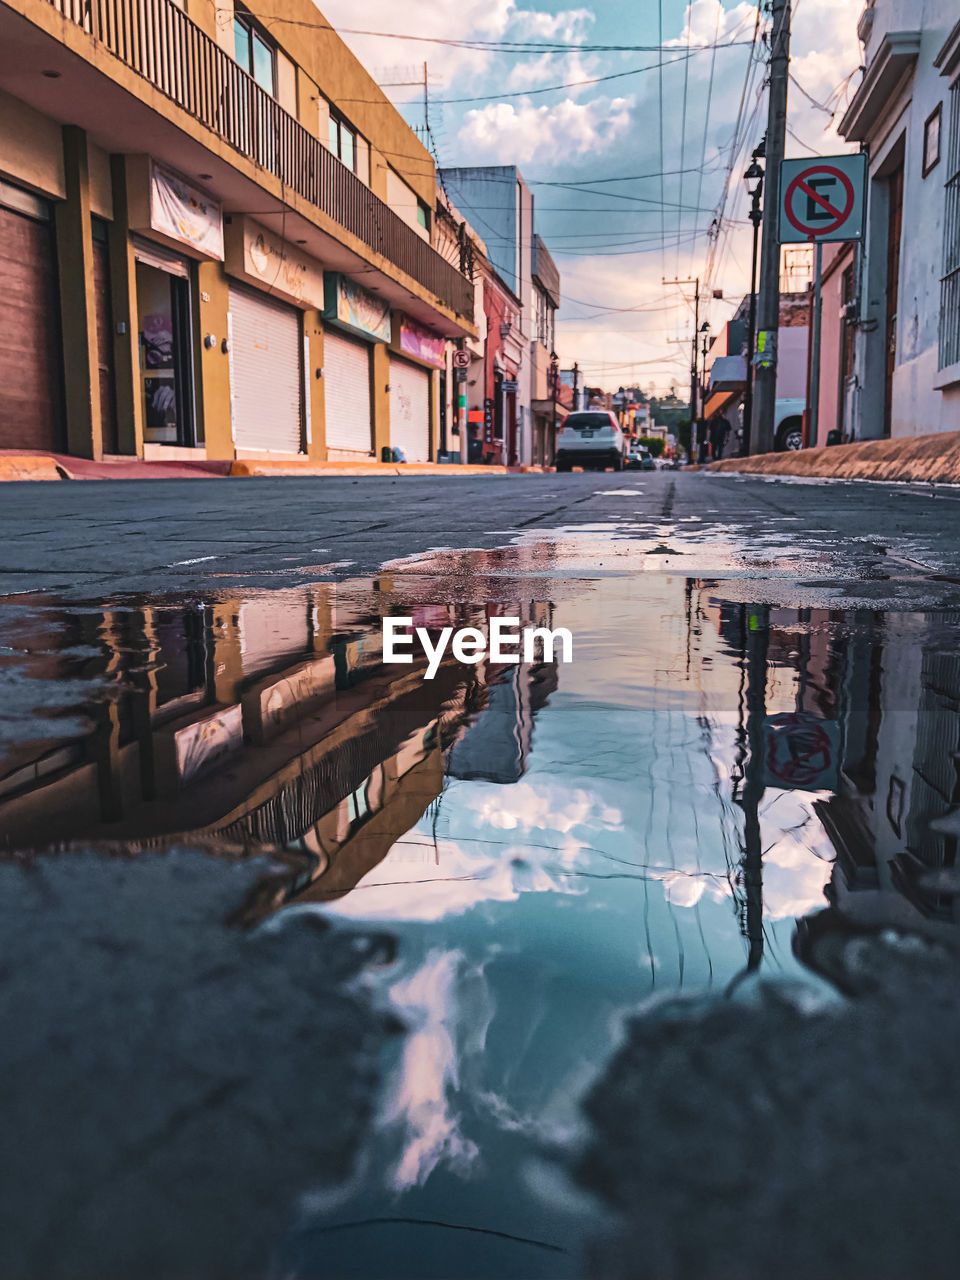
[751,0,791,456]
[572,361,580,411]
[806,240,823,446]
[663,276,700,461]
[691,277,700,459]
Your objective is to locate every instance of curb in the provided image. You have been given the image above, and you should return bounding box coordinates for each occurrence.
[228,460,510,478]
[0,455,71,482]
[704,430,960,484]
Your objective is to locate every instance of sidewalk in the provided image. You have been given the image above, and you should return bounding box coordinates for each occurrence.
[0,450,529,481]
[704,430,960,484]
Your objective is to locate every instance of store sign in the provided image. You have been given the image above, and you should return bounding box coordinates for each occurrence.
[224,218,324,309]
[502,379,519,393]
[399,315,446,368]
[323,273,391,343]
[150,164,223,260]
[243,221,324,308]
[483,398,493,444]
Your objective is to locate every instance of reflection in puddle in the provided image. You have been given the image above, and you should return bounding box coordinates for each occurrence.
[3,531,960,1277]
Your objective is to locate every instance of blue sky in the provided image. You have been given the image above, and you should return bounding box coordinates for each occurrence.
[319,0,862,393]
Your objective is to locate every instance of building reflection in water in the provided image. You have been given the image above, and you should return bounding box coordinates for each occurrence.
[3,567,960,968]
[709,597,960,978]
[0,581,558,918]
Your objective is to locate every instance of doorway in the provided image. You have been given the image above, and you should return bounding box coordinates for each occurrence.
[883,162,903,438]
[135,255,196,447]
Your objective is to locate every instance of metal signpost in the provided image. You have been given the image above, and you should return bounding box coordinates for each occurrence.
[778,154,866,448]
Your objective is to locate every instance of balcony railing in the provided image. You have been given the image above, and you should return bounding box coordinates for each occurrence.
[46,0,474,318]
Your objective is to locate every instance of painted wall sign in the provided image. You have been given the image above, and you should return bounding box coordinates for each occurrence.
[225,218,324,309]
[399,315,446,368]
[150,164,223,260]
[323,273,392,343]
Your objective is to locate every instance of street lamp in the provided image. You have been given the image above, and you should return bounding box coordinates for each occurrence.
[742,142,765,456]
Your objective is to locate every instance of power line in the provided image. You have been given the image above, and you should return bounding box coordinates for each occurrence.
[341,50,712,106]
[250,13,756,55]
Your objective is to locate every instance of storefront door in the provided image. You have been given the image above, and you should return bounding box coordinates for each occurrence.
[0,183,64,452]
[228,283,303,454]
[389,357,430,462]
[134,240,196,448]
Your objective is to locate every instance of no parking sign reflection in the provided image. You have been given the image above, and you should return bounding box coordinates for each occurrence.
[779,154,866,244]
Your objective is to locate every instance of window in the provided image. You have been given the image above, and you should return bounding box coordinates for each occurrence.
[535,285,554,351]
[416,199,430,230]
[234,10,275,95]
[939,83,960,369]
[328,113,356,171]
[924,103,942,178]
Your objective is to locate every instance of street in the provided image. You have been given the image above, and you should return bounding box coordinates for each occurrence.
[5,471,960,1278]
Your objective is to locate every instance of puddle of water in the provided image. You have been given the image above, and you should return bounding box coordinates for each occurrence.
[2,527,960,1277]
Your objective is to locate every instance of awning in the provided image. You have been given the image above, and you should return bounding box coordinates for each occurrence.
[708,354,747,391]
[704,389,740,418]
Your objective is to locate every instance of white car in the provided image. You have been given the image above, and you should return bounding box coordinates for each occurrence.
[555,411,625,472]
[774,398,805,451]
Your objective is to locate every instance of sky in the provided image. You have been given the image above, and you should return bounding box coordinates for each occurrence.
[315,0,863,395]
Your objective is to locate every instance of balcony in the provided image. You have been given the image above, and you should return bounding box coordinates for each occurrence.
[41,0,473,318]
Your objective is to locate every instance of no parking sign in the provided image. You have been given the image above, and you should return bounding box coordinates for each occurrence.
[779,154,866,244]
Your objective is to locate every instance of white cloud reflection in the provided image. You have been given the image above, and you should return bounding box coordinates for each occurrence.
[378,950,486,1190]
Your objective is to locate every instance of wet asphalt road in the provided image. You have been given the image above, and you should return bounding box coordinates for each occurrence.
[3,468,960,599]
[6,469,960,1280]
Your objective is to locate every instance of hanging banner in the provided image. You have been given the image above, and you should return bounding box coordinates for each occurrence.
[149,164,223,260]
[323,273,392,343]
[398,315,446,368]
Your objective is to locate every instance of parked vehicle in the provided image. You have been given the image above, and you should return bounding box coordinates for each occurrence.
[626,444,655,471]
[555,411,625,472]
[774,398,805,451]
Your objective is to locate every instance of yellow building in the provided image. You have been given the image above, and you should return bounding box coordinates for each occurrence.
[0,0,477,463]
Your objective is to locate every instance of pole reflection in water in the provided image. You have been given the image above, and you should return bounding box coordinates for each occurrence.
[738,603,770,982]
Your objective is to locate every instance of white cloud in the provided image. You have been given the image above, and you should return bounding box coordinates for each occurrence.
[458,94,634,164]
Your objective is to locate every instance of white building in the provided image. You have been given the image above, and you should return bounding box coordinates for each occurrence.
[838,2,960,438]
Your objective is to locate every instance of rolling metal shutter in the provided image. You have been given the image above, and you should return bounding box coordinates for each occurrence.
[228,283,302,453]
[389,357,430,462]
[323,329,372,454]
[0,193,63,452]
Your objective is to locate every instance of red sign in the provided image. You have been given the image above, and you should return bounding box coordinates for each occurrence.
[783,164,855,239]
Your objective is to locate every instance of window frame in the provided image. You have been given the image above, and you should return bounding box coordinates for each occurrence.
[923,102,942,179]
[233,8,276,97]
[328,111,358,173]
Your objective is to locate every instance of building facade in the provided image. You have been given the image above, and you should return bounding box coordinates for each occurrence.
[0,0,476,464]
[837,1,960,439]
[529,235,560,466]
[438,164,561,466]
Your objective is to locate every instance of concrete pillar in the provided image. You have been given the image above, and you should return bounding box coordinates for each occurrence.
[108,154,144,457]
[305,313,326,461]
[210,601,245,704]
[372,341,391,459]
[55,126,103,459]
[195,261,232,457]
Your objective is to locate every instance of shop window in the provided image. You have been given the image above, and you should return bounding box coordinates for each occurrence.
[328,113,357,172]
[234,9,276,96]
[135,258,196,448]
